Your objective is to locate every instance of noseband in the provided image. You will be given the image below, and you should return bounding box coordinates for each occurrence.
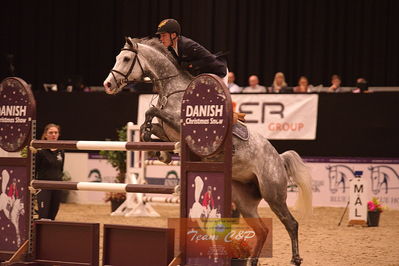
[109,42,179,88]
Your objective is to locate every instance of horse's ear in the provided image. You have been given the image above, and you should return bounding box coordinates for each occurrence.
[125,36,133,47]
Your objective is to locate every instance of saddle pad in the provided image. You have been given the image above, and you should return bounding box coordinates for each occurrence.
[232,121,249,141]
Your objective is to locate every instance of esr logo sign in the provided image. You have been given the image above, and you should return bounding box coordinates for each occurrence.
[231,94,318,140]
[238,102,285,122]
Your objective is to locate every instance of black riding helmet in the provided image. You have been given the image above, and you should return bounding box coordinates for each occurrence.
[156,19,181,36]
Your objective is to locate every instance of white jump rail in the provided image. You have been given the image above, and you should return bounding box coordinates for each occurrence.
[30,140,178,152]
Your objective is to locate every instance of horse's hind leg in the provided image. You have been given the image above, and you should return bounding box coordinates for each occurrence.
[267,199,302,265]
[232,180,268,266]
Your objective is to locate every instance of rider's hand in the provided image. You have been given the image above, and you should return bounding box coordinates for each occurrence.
[181,61,192,69]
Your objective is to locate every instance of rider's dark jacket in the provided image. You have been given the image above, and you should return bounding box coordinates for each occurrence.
[168,36,227,78]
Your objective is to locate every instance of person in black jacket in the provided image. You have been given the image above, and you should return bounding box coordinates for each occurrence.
[156,18,228,83]
[35,123,65,220]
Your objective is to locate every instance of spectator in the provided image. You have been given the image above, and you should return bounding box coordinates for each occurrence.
[227,72,242,93]
[328,74,342,92]
[352,78,371,93]
[35,123,65,220]
[294,76,312,93]
[242,75,267,93]
[270,72,289,93]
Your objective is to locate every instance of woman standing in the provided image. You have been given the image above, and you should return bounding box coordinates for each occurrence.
[35,123,64,220]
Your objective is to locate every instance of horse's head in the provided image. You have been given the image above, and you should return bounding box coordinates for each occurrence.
[326,165,351,193]
[368,166,380,193]
[103,37,146,94]
[326,165,339,193]
[369,165,396,194]
[104,36,186,95]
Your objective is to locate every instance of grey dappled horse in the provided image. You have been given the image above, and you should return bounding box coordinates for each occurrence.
[104,37,313,265]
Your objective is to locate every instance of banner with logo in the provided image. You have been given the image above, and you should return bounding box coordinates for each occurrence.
[138,94,318,140]
[231,94,318,140]
[285,158,399,210]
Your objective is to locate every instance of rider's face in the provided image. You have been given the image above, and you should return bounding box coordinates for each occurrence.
[159,33,176,47]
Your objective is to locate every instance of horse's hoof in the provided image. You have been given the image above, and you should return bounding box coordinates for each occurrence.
[291,255,303,265]
[158,151,172,164]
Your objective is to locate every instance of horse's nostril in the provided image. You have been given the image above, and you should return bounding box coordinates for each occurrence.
[106,82,112,88]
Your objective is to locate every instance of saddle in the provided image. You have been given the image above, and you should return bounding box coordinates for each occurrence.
[232,112,249,141]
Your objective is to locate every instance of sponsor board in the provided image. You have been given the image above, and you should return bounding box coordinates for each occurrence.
[231,94,318,139]
[125,154,399,210]
[138,94,319,140]
[286,158,399,210]
[65,153,399,210]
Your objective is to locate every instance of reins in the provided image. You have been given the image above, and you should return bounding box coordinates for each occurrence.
[109,43,180,88]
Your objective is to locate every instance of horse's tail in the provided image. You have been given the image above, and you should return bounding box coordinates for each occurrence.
[280,150,313,218]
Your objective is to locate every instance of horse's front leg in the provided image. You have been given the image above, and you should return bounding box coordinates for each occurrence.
[142,108,157,142]
[14,218,21,246]
[140,123,170,142]
[140,123,173,164]
[142,107,180,142]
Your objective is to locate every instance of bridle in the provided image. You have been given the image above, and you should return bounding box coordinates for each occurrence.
[109,41,179,88]
[109,43,145,88]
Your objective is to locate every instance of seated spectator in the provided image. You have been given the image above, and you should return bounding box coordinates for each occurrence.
[270,72,289,93]
[328,74,343,92]
[242,75,267,93]
[227,72,242,93]
[294,76,312,93]
[352,78,371,93]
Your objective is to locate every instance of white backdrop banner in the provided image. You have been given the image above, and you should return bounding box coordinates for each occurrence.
[138,94,158,126]
[138,94,318,140]
[231,94,318,139]
[285,158,399,210]
[65,152,399,210]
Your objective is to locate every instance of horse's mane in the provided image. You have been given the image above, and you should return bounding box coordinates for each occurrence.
[124,36,192,81]
[131,37,178,66]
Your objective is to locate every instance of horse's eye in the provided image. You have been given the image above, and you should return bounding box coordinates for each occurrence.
[123,57,130,62]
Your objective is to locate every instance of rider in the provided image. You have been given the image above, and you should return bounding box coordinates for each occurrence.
[6,178,18,217]
[156,19,228,84]
[202,186,215,211]
[7,178,19,200]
